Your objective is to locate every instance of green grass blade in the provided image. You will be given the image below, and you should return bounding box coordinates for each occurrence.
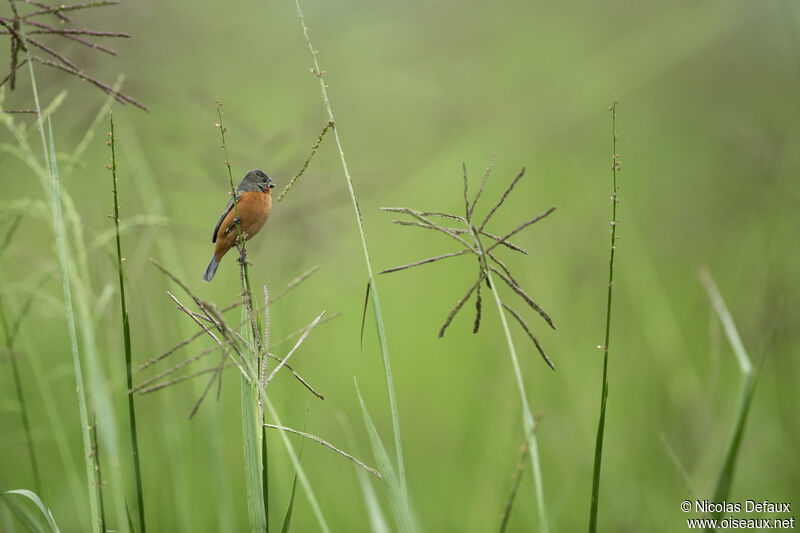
[3,490,61,533]
[711,377,756,505]
[293,0,406,496]
[699,271,752,375]
[7,18,100,531]
[280,413,309,533]
[242,371,267,532]
[354,381,415,533]
[337,414,391,533]
[91,418,106,533]
[125,498,136,533]
[484,268,548,532]
[470,225,548,532]
[108,111,147,533]
[17,332,88,529]
[0,263,42,493]
[499,442,529,533]
[4,345,41,492]
[263,397,330,533]
[589,99,620,533]
[239,259,266,533]
[263,426,270,533]
[700,270,757,523]
[1,491,42,533]
[280,473,299,533]
[213,100,267,533]
[50,116,129,531]
[46,118,101,533]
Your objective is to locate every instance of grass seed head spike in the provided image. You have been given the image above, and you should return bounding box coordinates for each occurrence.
[1,2,145,108]
[380,161,556,366]
[144,261,331,410]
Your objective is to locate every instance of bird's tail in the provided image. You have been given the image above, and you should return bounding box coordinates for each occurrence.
[202,255,220,282]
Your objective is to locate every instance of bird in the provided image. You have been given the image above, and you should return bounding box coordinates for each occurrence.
[203,169,275,282]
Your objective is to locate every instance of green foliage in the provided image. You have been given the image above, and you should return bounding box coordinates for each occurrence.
[355,381,415,533]
[108,111,146,533]
[700,270,759,524]
[589,99,621,533]
[2,490,61,533]
[279,413,307,533]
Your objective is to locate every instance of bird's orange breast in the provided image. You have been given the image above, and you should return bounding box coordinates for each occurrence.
[214,191,272,261]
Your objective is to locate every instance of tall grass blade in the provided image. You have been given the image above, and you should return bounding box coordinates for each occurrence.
[263,396,330,533]
[1,491,42,532]
[0,216,42,492]
[293,0,406,496]
[108,111,146,533]
[483,267,548,532]
[354,380,415,533]
[125,499,136,533]
[280,412,309,533]
[46,118,101,533]
[588,99,621,533]
[2,490,61,533]
[699,270,757,524]
[469,225,548,532]
[17,332,88,528]
[499,441,529,533]
[3,341,41,492]
[263,426,270,533]
[711,378,755,504]
[50,115,129,530]
[91,418,106,533]
[280,468,298,533]
[213,98,268,533]
[242,370,267,533]
[337,415,391,533]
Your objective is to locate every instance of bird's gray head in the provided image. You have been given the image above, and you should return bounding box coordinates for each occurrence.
[238,169,275,193]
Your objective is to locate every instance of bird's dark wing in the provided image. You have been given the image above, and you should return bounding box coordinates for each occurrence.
[212,194,240,243]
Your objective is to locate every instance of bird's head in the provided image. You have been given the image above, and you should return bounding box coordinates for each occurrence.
[239,169,275,193]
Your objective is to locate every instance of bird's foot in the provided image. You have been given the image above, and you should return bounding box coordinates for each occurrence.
[235,240,251,266]
[225,216,241,235]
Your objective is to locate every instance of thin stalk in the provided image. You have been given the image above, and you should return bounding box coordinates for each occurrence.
[0,277,41,492]
[588,99,620,533]
[91,418,106,533]
[7,344,42,491]
[499,441,529,533]
[479,240,548,532]
[264,396,330,533]
[215,99,267,533]
[108,112,146,533]
[48,118,100,533]
[215,98,248,291]
[13,5,100,526]
[293,0,406,496]
[263,424,381,478]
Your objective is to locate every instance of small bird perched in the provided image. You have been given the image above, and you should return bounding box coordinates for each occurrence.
[203,169,275,282]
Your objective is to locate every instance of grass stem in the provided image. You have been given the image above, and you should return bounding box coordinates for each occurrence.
[480,247,548,532]
[588,98,620,533]
[11,8,102,525]
[0,225,42,492]
[108,112,146,532]
[214,98,268,533]
[699,269,757,523]
[293,0,406,496]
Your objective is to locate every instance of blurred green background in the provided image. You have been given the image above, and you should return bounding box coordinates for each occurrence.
[1,0,799,531]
